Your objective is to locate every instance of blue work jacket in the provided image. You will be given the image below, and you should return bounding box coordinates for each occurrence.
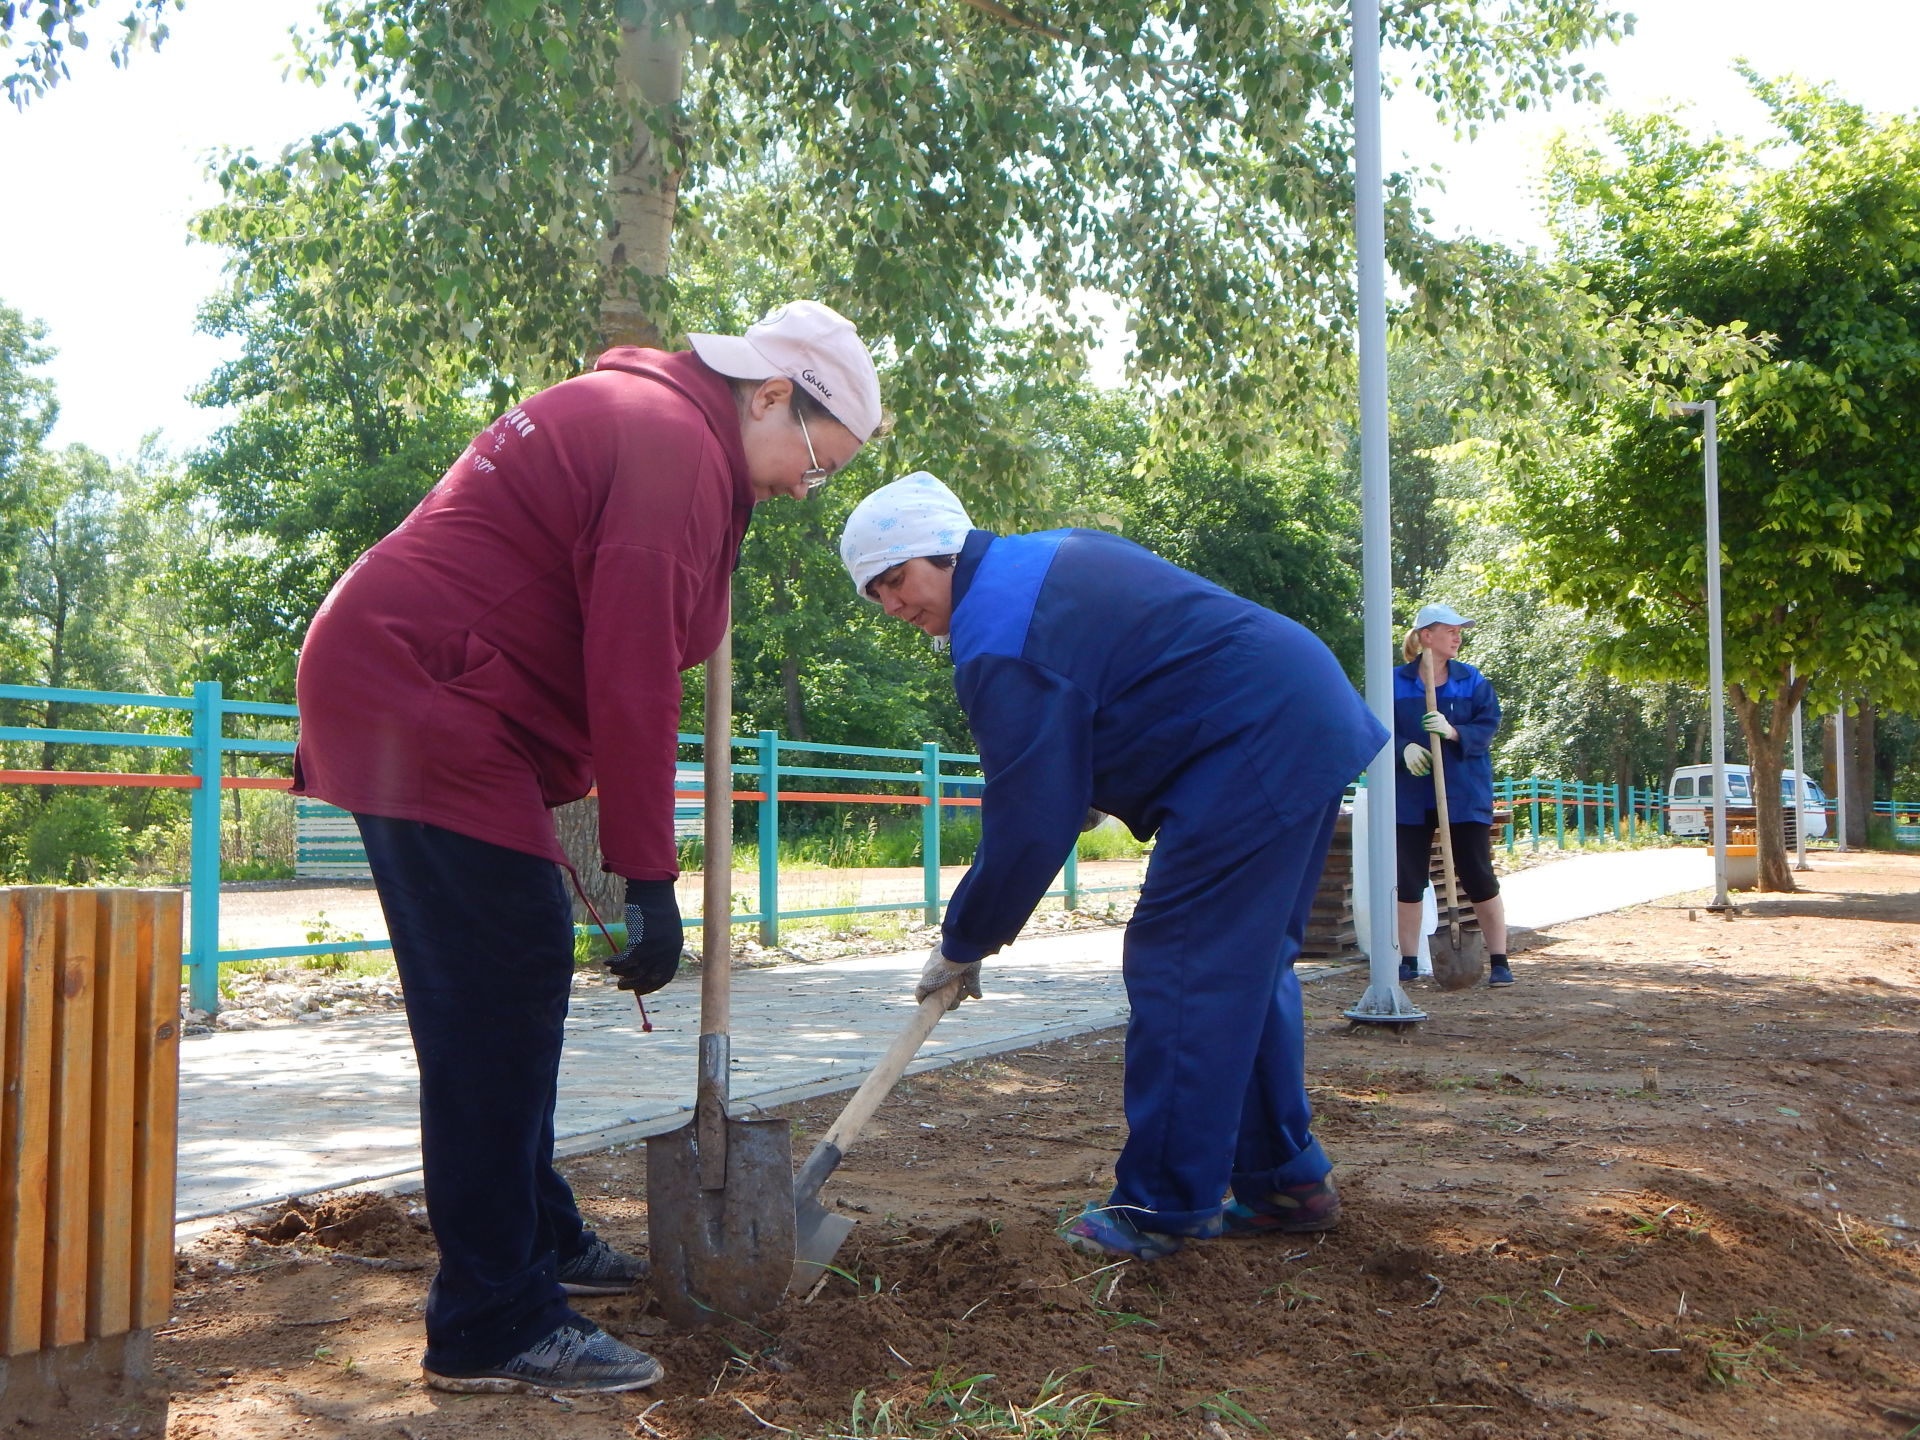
[1392,657,1500,826]
[940,529,1387,964]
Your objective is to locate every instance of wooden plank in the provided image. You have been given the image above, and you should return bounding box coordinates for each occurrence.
[87,892,140,1339]
[129,891,182,1331]
[43,890,98,1348]
[1,890,58,1355]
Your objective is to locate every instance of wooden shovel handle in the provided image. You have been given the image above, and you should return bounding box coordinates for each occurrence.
[1423,651,1465,926]
[697,615,733,1187]
[818,989,951,1158]
[701,618,733,1052]
[792,987,953,1204]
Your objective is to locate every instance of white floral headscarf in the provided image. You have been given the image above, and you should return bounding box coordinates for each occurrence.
[838,471,975,600]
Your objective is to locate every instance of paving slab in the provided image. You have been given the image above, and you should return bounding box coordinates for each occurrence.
[1499,846,1711,931]
[175,845,1719,1224]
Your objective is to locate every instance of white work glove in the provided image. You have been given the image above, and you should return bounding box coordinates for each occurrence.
[1421,709,1458,741]
[915,945,983,1010]
[1403,742,1432,777]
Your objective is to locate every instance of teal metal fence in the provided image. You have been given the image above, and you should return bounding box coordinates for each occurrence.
[0,682,1136,1015]
[6,680,1886,1014]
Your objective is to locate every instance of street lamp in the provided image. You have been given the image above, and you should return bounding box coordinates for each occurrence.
[1789,663,1810,871]
[1344,0,1422,1025]
[1669,400,1730,910]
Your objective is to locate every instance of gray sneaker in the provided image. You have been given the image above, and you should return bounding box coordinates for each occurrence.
[425,1316,664,1395]
[557,1238,650,1296]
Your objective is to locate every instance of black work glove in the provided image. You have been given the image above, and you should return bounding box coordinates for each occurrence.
[608,878,683,995]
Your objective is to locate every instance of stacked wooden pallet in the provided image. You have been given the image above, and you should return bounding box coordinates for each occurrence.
[1299,811,1360,961]
[1,888,181,1360]
[1298,808,1515,961]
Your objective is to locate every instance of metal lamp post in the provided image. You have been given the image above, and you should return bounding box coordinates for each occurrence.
[1789,662,1809,871]
[1669,400,1730,910]
[1344,0,1423,1025]
[1835,703,1850,852]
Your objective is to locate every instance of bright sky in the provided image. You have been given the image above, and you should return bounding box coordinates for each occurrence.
[4,0,1918,461]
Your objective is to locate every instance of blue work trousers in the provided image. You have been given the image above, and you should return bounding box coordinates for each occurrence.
[355,814,596,1372]
[1110,797,1339,1234]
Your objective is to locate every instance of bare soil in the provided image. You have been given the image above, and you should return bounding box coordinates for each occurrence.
[41,855,1920,1439]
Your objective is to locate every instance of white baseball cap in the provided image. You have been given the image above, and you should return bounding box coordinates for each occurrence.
[687,300,883,441]
[1413,602,1475,628]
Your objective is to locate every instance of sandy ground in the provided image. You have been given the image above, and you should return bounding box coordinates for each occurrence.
[25,853,1920,1440]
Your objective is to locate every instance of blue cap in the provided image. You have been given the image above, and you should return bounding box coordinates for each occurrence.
[1413,602,1475,628]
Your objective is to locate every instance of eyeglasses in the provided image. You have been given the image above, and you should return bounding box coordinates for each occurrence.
[795,409,832,492]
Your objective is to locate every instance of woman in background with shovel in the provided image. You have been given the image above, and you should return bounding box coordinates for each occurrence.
[1395,603,1510,985]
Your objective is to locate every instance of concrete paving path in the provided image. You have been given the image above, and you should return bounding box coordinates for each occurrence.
[176,928,1137,1223]
[175,845,1713,1224]
[1499,845,1711,931]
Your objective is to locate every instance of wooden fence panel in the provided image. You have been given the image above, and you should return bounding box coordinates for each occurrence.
[87,891,141,1338]
[0,888,182,1357]
[2,889,57,1355]
[131,890,182,1330]
[44,889,98,1347]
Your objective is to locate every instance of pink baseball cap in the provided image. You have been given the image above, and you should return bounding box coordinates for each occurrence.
[687,300,883,441]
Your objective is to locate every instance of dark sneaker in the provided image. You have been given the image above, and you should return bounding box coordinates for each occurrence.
[424,1316,663,1395]
[1061,1204,1188,1261]
[1398,959,1417,983]
[1223,1176,1342,1236]
[557,1238,649,1296]
[1487,961,1515,987]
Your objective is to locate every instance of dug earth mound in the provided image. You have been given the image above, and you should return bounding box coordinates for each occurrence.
[147,853,1920,1440]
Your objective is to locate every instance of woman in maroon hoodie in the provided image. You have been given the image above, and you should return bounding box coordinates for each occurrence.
[293,302,881,1395]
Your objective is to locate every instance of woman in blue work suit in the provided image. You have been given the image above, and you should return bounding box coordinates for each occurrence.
[839,473,1388,1261]
[1394,603,1511,985]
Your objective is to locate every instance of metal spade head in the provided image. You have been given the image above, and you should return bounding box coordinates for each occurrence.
[1429,924,1488,991]
[645,1113,794,1329]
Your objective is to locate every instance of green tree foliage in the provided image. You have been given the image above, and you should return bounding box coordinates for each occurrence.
[1121,450,1361,673]
[1509,75,1920,887]
[1,0,177,105]
[174,287,486,696]
[0,431,200,880]
[0,302,57,592]
[1428,525,1705,792]
[195,0,1633,482]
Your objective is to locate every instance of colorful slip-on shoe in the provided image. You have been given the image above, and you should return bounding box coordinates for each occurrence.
[1221,1175,1342,1237]
[1060,1203,1190,1261]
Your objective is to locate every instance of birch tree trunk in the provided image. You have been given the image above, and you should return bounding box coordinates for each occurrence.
[595,4,688,352]
[557,4,693,916]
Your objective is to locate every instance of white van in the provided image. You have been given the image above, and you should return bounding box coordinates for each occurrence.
[1666,764,1828,842]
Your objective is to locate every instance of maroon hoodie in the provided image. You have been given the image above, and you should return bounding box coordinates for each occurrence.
[291,349,753,881]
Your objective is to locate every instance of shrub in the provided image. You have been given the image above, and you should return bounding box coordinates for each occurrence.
[21,793,127,882]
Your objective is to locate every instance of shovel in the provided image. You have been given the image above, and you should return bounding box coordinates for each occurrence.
[1423,649,1488,991]
[646,618,795,1328]
[790,985,955,1293]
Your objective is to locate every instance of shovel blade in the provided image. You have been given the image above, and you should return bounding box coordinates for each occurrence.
[646,1115,795,1329]
[1430,926,1487,991]
[791,1195,857,1294]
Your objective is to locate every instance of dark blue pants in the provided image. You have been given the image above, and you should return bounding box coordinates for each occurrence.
[355,815,595,1371]
[1110,797,1339,1234]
